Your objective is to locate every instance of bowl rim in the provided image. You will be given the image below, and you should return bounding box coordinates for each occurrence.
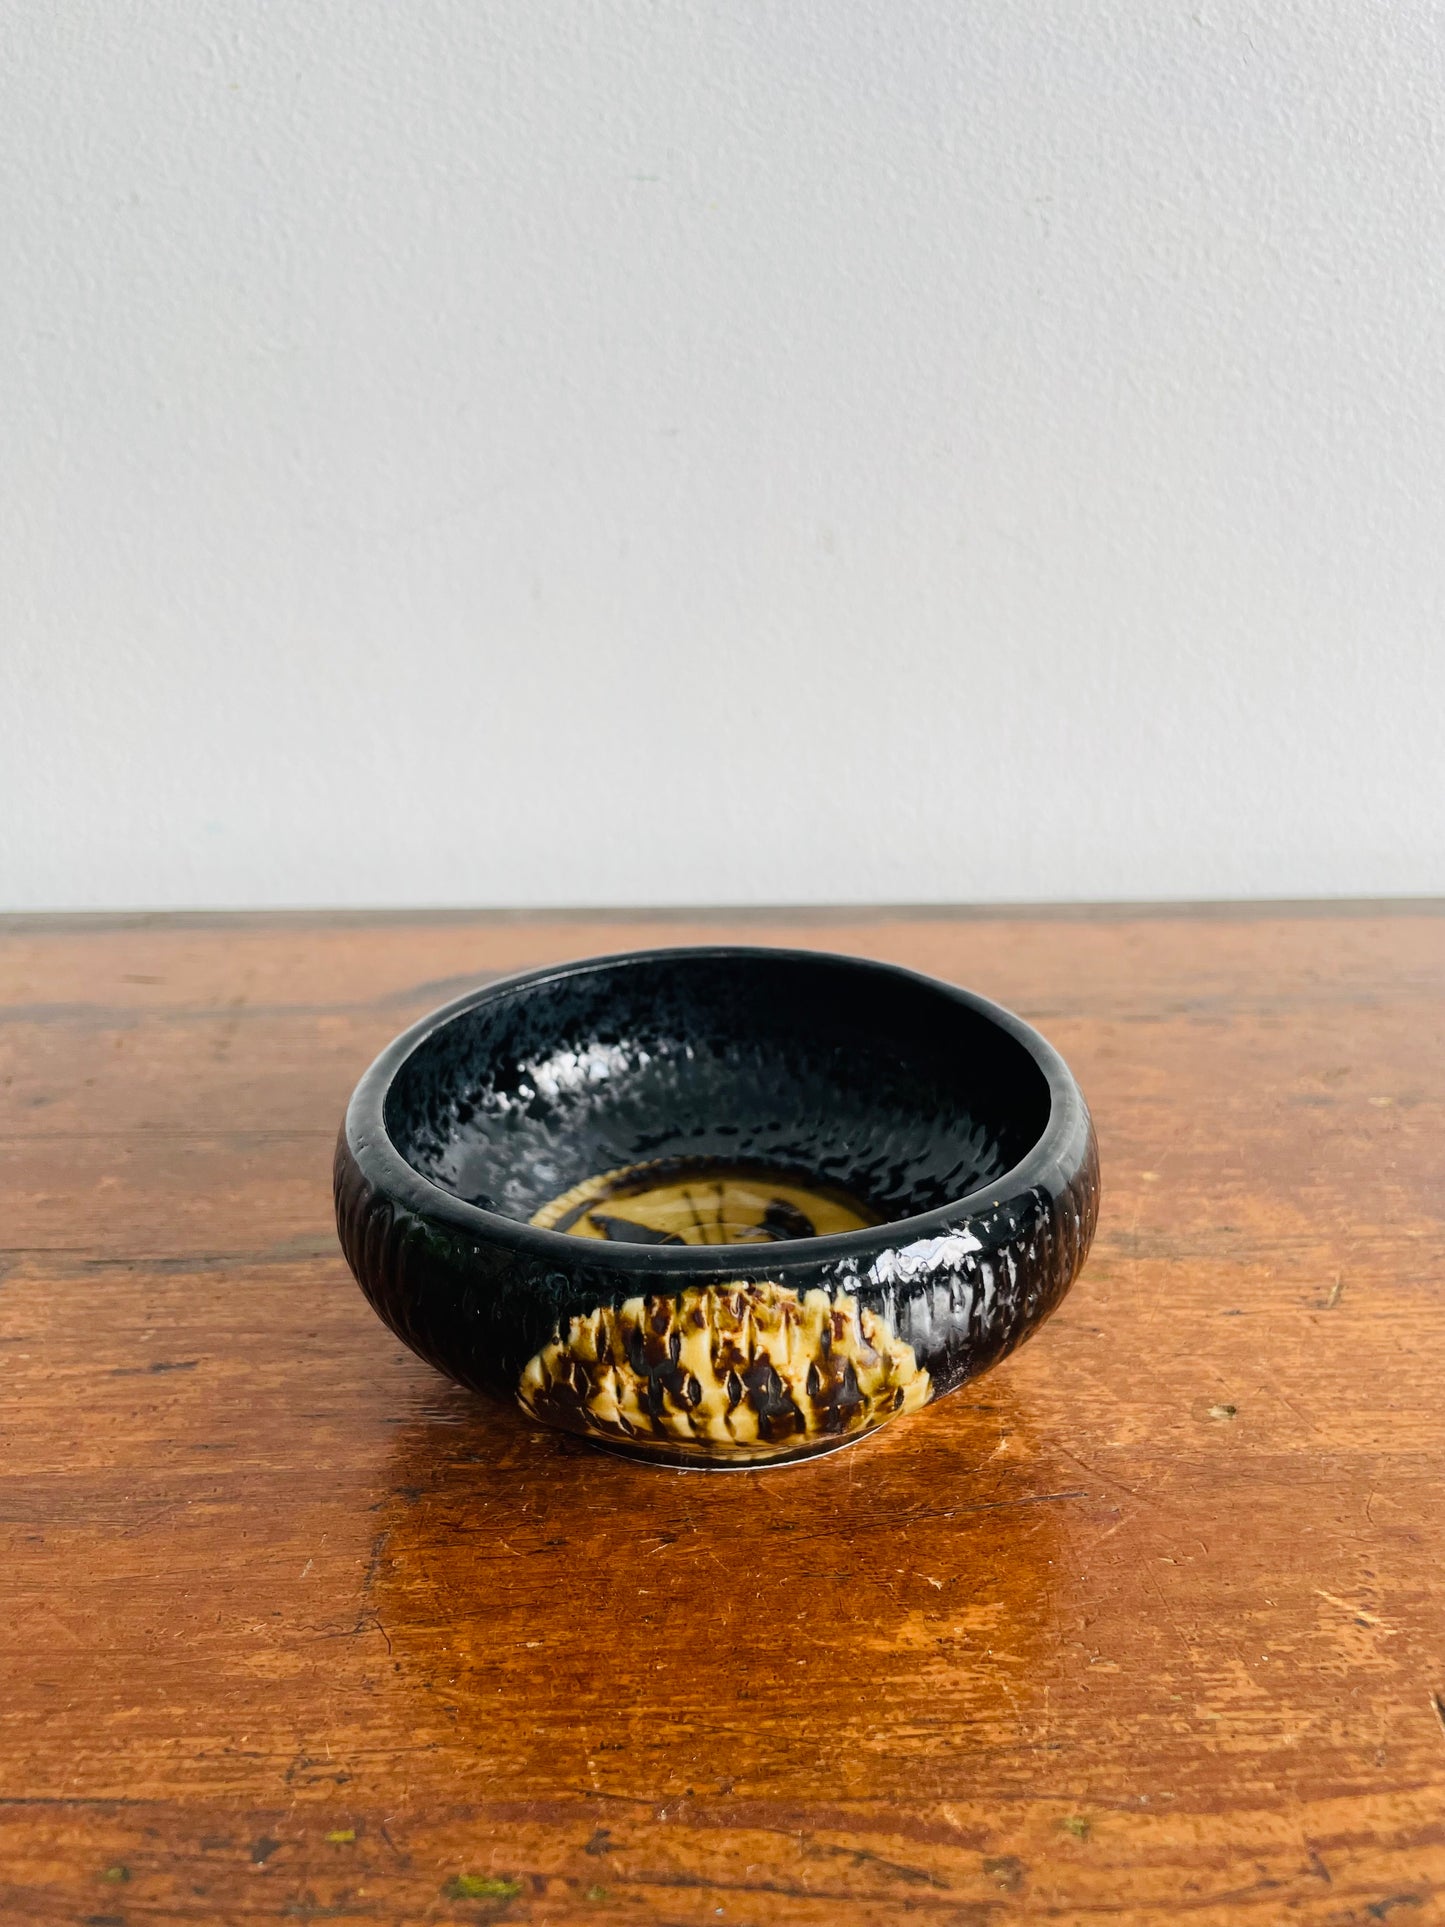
[343,944,1090,1275]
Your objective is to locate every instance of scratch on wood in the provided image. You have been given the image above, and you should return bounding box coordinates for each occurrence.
[358,1612,393,1655]
[809,1839,950,1888]
[110,1358,200,1376]
[354,1529,390,1628]
[1316,1590,1395,1633]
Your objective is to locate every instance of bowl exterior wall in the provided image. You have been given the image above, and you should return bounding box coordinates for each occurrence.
[334,1106,1099,1469]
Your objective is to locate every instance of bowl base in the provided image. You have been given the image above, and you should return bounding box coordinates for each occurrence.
[585,1422,883,1473]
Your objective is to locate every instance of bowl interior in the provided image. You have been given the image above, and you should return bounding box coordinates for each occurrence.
[384,951,1051,1244]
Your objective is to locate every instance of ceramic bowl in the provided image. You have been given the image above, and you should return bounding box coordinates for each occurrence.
[334,946,1099,1469]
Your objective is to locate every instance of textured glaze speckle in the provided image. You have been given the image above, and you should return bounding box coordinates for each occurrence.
[334,947,1099,1468]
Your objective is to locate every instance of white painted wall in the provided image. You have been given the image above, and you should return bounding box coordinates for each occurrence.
[4,2,1443,910]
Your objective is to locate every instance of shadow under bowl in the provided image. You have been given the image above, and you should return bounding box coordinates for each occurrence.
[335,946,1099,1468]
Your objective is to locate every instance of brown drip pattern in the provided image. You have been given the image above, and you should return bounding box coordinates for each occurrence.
[517,1280,931,1461]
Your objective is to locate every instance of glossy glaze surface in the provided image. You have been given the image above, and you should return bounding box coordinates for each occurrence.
[380,948,1051,1226]
[335,947,1099,1464]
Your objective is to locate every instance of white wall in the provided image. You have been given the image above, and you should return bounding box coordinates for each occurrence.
[4,2,1443,911]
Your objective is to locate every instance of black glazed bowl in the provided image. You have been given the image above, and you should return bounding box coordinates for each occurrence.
[334,947,1099,1469]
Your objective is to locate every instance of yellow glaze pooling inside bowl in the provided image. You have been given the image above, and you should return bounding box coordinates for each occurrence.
[529,1157,879,1247]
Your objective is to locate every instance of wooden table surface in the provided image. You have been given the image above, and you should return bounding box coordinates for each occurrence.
[2,907,1443,1927]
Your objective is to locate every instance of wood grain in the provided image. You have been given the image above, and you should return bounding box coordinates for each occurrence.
[1,907,1442,1927]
